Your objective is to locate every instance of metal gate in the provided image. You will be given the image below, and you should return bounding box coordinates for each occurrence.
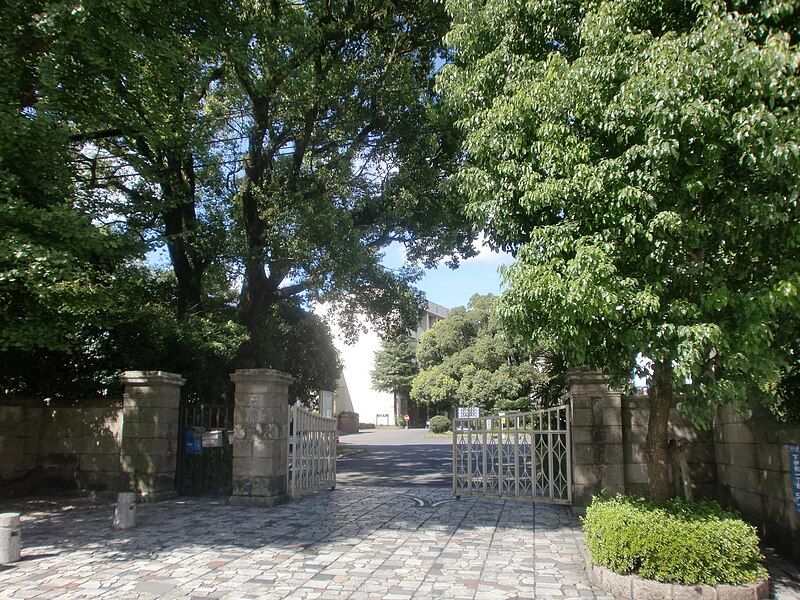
[452,405,571,504]
[287,401,337,497]
[176,400,233,495]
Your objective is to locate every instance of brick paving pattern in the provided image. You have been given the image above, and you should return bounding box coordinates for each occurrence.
[0,486,609,599]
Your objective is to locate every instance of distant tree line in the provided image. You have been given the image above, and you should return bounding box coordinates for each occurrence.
[371,295,565,418]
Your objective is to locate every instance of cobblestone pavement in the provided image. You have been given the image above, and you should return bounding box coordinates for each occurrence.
[0,486,609,599]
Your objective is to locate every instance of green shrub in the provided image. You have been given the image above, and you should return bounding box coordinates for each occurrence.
[359,422,376,429]
[582,495,767,586]
[429,415,451,433]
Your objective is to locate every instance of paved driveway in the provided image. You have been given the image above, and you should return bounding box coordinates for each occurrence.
[337,427,452,487]
[0,486,608,599]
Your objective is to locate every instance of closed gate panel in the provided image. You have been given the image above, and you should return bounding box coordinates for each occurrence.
[452,405,571,504]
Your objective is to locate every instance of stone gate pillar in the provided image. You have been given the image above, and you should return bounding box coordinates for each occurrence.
[119,371,185,501]
[229,369,294,507]
[566,368,625,510]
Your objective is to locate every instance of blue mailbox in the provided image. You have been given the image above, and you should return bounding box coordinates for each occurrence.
[184,427,204,454]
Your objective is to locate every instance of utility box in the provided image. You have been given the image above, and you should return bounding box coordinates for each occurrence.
[0,513,21,563]
[202,429,224,448]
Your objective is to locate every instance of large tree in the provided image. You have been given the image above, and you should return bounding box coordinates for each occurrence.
[411,295,562,413]
[371,334,419,422]
[40,0,232,317]
[226,0,475,360]
[440,0,799,500]
[0,1,135,356]
[43,0,476,364]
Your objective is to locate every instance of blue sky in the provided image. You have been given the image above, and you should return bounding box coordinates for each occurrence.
[381,238,515,310]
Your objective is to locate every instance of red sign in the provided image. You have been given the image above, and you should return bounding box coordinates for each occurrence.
[403,414,410,422]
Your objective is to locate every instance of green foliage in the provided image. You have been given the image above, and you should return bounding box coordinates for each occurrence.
[1,1,475,401]
[411,295,564,413]
[582,495,767,586]
[250,302,342,404]
[0,2,135,355]
[0,268,338,405]
[428,414,451,433]
[440,0,800,423]
[371,334,419,396]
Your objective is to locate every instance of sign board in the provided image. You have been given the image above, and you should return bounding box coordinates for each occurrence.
[457,406,480,419]
[319,390,334,418]
[790,444,800,517]
[376,413,390,426]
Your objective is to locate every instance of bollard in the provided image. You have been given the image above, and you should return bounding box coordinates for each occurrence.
[0,513,21,564]
[113,492,136,530]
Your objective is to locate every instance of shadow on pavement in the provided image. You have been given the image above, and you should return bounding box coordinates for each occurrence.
[337,443,452,487]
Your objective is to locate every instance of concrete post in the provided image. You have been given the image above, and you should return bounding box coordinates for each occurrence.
[119,371,185,501]
[0,513,21,564]
[113,492,137,530]
[566,368,626,509]
[229,368,294,507]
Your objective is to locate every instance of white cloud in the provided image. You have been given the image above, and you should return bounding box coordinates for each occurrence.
[468,233,515,265]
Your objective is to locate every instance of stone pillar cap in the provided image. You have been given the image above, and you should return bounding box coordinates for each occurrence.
[565,368,610,385]
[230,368,294,385]
[0,513,20,528]
[119,371,186,386]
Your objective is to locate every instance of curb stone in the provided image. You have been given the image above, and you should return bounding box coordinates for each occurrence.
[577,537,769,599]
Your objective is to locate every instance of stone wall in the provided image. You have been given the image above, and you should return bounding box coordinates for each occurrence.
[566,370,625,508]
[567,370,800,561]
[621,395,718,501]
[0,370,185,500]
[714,405,799,560]
[0,398,124,496]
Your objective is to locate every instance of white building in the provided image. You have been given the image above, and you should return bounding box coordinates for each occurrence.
[329,300,450,425]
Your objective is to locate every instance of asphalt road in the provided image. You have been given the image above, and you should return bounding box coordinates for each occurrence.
[336,427,452,487]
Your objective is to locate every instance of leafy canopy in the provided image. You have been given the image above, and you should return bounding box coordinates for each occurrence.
[411,295,562,413]
[371,334,419,396]
[440,0,800,423]
[1,1,474,402]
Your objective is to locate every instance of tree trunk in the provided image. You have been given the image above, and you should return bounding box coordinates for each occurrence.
[646,360,675,503]
[161,154,205,318]
[163,207,204,317]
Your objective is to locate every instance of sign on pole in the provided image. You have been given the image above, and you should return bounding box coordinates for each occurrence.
[457,406,480,419]
[319,390,334,419]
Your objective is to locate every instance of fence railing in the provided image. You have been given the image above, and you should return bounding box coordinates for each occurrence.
[287,401,337,497]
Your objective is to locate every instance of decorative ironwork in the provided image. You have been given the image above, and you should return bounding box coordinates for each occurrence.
[287,401,337,497]
[452,405,571,504]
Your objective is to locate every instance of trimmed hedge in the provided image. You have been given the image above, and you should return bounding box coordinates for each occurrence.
[582,495,767,586]
[429,415,451,433]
